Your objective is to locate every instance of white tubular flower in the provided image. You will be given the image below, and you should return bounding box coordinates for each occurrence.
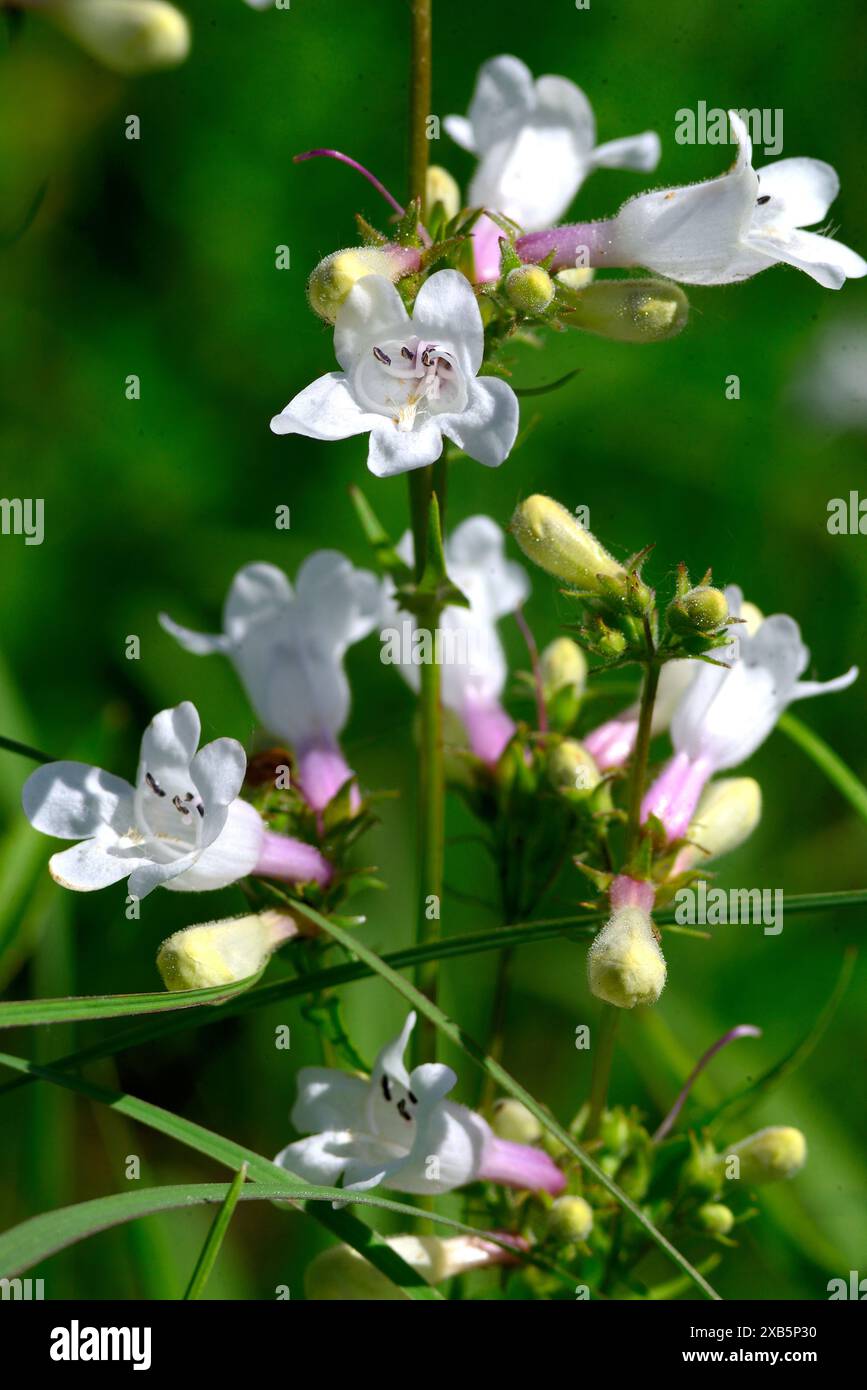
[270,270,520,477]
[160,554,379,812]
[22,703,263,899]
[445,54,660,232]
[643,587,858,840]
[45,1,190,75]
[305,1233,521,1300]
[275,1011,565,1198]
[382,516,530,763]
[609,111,867,290]
[583,658,696,770]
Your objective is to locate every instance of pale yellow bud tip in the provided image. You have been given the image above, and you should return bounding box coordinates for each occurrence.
[307,247,414,323]
[547,740,600,795]
[677,777,762,872]
[547,1195,593,1243]
[50,1,191,75]
[697,1202,735,1236]
[492,1098,542,1144]
[157,911,297,991]
[505,265,555,313]
[425,166,461,221]
[511,495,623,590]
[727,1127,807,1186]
[540,637,588,698]
[588,906,667,1009]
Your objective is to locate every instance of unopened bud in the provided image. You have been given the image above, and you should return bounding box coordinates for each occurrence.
[725,1127,807,1186]
[49,0,190,75]
[307,245,420,323]
[562,279,689,343]
[547,739,600,796]
[547,1195,593,1244]
[588,906,666,1009]
[697,1202,735,1236]
[667,585,729,636]
[511,495,635,597]
[492,1099,542,1144]
[305,1234,519,1300]
[156,910,298,991]
[505,264,555,314]
[541,637,587,700]
[675,777,762,872]
[425,166,461,221]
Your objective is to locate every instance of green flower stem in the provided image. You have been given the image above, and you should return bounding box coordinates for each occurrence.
[589,619,660,1135]
[585,1002,620,1141]
[408,0,432,207]
[406,0,445,1069]
[625,619,661,857]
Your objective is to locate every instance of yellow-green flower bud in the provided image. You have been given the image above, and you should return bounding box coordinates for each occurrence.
[49,0,190,75]
[541,637,588,701]
[505,264,555,314]
[725,1127,807,1186]
[667,585,729,636]
[676,777,762,872]
[425,166,461,221]
[547,1195,593,1244]
[492,1098,543,1144]
[156,910,298,991]
[307,245,419,324]
[697,1202,735,1236]
[562,279,689,343]
[547,739,600,795]
[305,1235,517,1299]
[588,906,666,1009]
[511,495,628,592]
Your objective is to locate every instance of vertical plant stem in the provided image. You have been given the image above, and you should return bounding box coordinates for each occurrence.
[406,0,442,1068]
[586,1003,619,1140]
[408,0,432,207]
[625,617,660,857]
[183,1163,248,1300]
[480,945,514,1110]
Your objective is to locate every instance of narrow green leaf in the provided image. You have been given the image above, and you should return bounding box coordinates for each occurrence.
[283,895,722,1301]
[0,1178,500,1286]
[779,712,867,826]
[0,971,265,1029]
[183,1163,249,1300]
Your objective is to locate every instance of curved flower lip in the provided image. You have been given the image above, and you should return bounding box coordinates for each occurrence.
[160,553,379,766]
[445,53,660,233]
[608,110,866,289]
[22,702,262,898]
[270,270,520,477]
[274,1011,565,1199]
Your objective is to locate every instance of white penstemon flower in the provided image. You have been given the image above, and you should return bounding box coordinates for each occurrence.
[22,702,264,899]
[609,111,867,290]
[642,587,858,839]
[445,53,661,232]
[160,553,379,812]
[275,1011,565,1198]
[270,270,519,478]
[381,515,530,764]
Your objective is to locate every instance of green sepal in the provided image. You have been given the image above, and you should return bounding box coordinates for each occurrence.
[348,484,412,582]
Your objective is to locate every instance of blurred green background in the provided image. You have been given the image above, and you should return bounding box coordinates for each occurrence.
[1,0,865,1300]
